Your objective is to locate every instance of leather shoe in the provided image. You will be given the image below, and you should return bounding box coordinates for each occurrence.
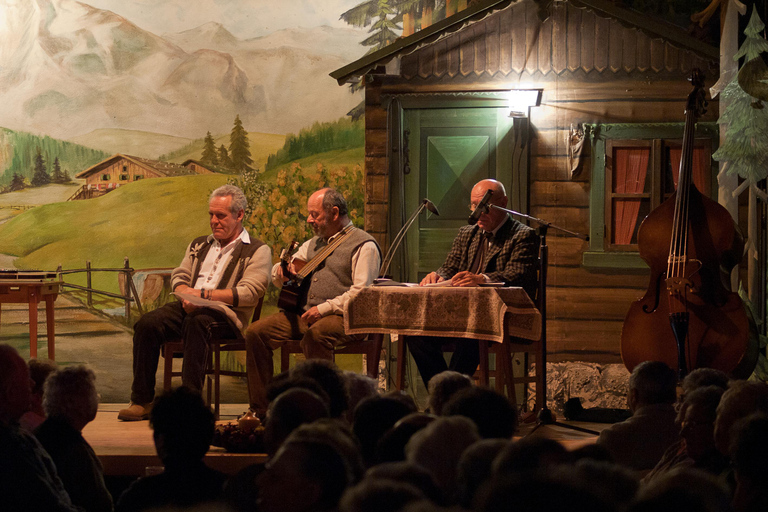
[118,402,152,421]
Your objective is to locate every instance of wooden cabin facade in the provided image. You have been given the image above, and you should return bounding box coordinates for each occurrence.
[333,0,722,365]
[72,154,200,200]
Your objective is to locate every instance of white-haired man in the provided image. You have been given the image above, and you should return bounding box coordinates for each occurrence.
[119,184,271,421]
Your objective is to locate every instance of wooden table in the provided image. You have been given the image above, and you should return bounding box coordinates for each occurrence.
[0,276,61,360]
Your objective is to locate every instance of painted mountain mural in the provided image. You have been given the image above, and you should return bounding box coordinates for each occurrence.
[0,0,364,141]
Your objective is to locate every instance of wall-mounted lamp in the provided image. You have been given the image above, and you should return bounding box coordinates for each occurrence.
[508,89,542,118]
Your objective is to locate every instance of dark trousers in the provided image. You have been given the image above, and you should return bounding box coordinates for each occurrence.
[405,336,481,389]
[130,301,239,404]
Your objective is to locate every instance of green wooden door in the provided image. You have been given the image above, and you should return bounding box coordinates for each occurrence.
[395,106,523,282]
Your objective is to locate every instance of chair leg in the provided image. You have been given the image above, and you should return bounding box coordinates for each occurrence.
[214,345,221,421]
[478,342,490,387]
[163,345,173,391]
[281,345,291,373]
[366,334,383,379]
[396,336,406,391]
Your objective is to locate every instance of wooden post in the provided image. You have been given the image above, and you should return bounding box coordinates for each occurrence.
[86,260,92,307]
[124,257,131,322]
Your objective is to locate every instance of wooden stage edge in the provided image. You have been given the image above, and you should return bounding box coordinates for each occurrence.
[86,404,606,478]
[85,403,264,477]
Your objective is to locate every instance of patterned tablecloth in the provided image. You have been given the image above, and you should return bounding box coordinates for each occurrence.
[344,285,541,343]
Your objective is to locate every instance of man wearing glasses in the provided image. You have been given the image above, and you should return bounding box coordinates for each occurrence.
[409,179,540,389]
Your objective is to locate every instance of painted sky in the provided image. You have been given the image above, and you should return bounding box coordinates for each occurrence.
[83,0,366,39]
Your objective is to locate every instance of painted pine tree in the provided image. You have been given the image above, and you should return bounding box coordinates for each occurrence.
[229,115,254,173]
[201,131,218,166]
[31,147,50,187]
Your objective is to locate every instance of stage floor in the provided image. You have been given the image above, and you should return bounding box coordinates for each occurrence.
[85,404,606,478]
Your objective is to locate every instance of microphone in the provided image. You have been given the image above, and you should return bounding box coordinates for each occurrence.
[377,198,439,280]
[468,189,493,225]
[424,199,439,216]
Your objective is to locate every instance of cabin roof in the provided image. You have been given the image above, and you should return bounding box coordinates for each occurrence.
[76,154,198,179]
[330,0,718,84]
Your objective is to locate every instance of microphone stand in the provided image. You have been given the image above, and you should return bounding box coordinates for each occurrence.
[487,204,598,436]
[377,199,438,281]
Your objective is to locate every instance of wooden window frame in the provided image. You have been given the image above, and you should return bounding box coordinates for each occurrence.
[583,122,718,269]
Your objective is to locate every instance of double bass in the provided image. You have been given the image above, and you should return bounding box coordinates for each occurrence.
[620,70,758,379]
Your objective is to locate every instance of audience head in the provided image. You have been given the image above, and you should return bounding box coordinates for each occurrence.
[266,374,331,407]
[629,467,730,512]
[363,461,442,504]
[0,344,31,424]
[731,413,768,512]
[264,387,330,457]
[681,368,729,396]
[443,386,518,438]
[27,359,57,412]
[340,479,427,512]
[557,459,639,510]
[290,359,349,418]
[43,365,99,431]
[375,412,436,464]
[427,371,473,415]
[353,394,417,467]
[259,421,359,512]
[493,437,570,476]
[405,415,481,503]
[679,385,723,461]
[628,361,677,411]
[150,386,215,466]
[344,371,379,423]
[714,380,768,456]
[457,438,509,508]
[476,472,613,512]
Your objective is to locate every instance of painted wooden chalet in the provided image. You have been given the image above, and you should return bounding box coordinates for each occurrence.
[332,0,723,365]
[181,159,218,175]
[71,154,202,200]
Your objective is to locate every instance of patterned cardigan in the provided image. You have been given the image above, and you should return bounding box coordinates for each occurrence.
[171,234,269,328]
[436,217,540,298]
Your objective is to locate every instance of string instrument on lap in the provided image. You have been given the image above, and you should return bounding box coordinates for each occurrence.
[277,225,355,314]
[620,69,758,380]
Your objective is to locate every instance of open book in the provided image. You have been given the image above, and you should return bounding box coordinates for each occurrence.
[173,292,242,331]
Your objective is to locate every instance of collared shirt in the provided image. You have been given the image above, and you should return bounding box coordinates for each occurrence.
[194,229,250,290]
[479,215,509,282]
[271,222,381,316]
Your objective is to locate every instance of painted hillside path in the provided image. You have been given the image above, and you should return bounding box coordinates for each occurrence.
[0,292,250,405]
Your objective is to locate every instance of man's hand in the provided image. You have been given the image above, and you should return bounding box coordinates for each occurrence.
[181,299,198,313]
[451,271,485,287]
[420,272,444,286]
[301,306,323,326]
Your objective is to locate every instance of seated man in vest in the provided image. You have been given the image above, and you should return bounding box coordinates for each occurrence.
[119,184,271,421]
[407,179,539,389]
[245,188,381,415]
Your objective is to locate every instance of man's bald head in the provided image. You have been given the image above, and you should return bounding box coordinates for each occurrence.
[470,179,509,232]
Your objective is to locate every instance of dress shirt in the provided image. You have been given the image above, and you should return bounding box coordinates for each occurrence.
[195,229,270,292]
[271,223,381,316]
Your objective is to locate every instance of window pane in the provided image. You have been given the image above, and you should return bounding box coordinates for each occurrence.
[612,198,650,245]
[612,147,651,194]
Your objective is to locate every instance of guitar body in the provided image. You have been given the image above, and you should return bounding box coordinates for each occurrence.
[277,277,311,314]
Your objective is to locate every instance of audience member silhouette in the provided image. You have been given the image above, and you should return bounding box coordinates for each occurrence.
[456,438,509,508]
[596,360,679,472]
[35,366,113,512]
[116,387,227,512]
[290,359,349,418]
[714,380,768,457]
[264,387,330,457]
[339,478,427,512]
[257,426,359,512]
[426,370,473,415]
[353,394,417,467]
[288,419,366,482]
[643,385,727,486]
[363,461,443,505]
[0,344,79,512]
[375,412,436,464]
[443,386,518,439]
[730,413,768,512]
[20,358,57,432]
[493,436,570,476]
[629,467,731,512]
[405,415,480,504]
[344,371,379,423]
[558,459,639,511]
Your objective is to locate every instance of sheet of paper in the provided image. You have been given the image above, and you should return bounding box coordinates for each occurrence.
[173,292,242,330]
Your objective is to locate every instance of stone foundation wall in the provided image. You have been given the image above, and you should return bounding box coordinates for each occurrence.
[527,362,631,417]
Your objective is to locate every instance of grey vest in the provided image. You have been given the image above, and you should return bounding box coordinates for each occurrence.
[304,226,380,310]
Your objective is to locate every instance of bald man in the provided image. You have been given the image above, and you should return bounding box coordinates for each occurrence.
[245,188,381,415]
[407,179,539,388]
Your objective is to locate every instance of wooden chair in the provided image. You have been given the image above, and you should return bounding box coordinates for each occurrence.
[162,297,264,419]
[279,333,385,379]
